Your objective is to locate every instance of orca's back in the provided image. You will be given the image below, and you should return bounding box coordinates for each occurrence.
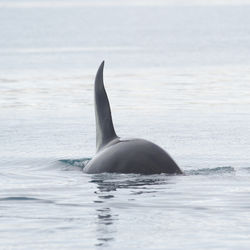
[84,139,182,175]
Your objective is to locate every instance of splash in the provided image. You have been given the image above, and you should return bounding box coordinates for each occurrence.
[59,158,91,170]
[185,166,235,175]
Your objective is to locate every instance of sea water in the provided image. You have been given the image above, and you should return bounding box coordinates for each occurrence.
[1,0,250,249]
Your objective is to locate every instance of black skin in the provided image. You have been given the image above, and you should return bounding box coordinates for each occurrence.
[83,61,182,175]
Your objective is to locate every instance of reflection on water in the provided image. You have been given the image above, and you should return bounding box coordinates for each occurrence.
[91,174,175,192]
[91,174,176,247]
[93,176,118,247]
[95,207,117,247]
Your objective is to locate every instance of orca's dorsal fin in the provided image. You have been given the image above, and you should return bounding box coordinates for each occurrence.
[95,61,117,152]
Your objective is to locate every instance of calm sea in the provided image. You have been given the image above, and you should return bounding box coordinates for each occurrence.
[1,0,250,249]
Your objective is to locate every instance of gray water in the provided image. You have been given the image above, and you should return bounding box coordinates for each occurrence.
[1,0,250,249]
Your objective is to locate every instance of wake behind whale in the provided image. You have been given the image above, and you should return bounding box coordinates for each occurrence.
[83,61,182,175]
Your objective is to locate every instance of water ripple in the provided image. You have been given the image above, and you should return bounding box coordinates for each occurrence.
[0,197,54,204]
[185,166,235,175]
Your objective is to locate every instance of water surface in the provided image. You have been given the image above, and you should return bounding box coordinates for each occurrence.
[1,0,250,249]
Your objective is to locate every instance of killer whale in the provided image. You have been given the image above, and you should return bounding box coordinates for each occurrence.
[83,61,182,175]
